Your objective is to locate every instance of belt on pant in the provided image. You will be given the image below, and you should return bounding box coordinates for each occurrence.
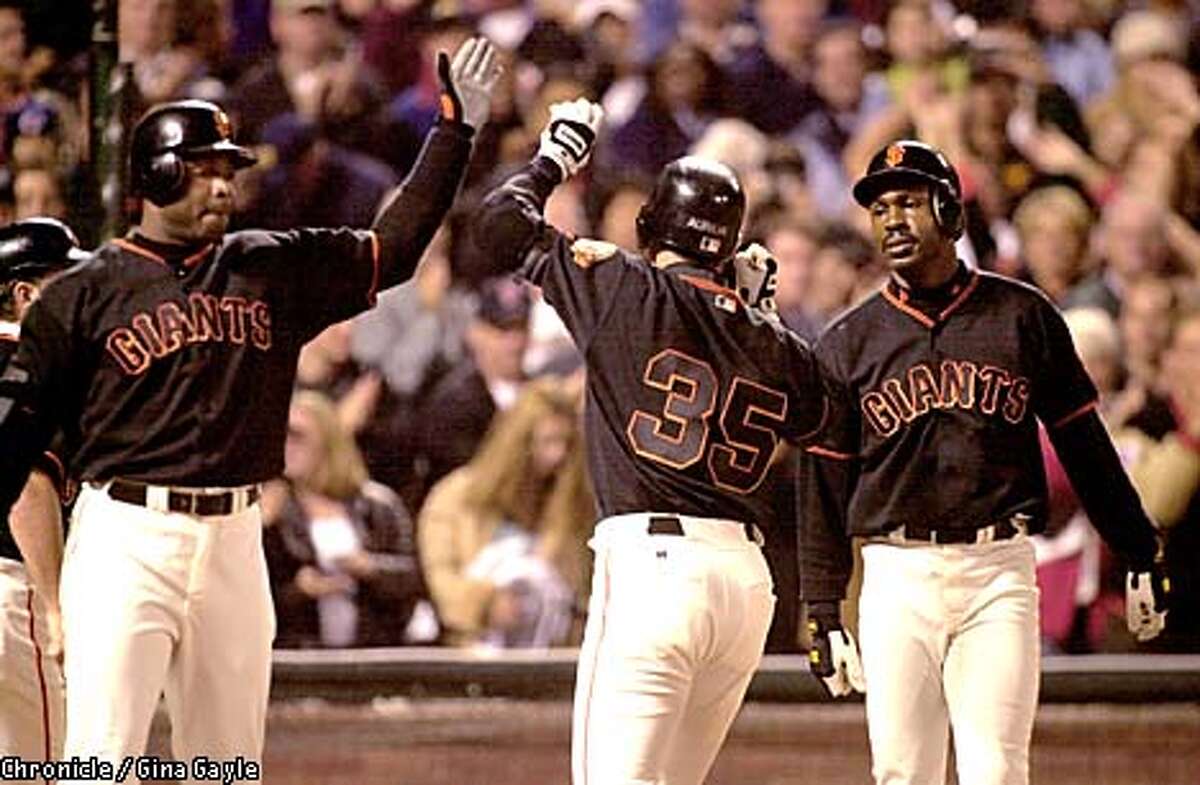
[105,479,261,516]
[648,515,763,545]
[886,514,1030,545]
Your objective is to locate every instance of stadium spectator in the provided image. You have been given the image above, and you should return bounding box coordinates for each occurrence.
[417,275,532,493]
[418,379,591,648]
[727,0,827,135]
[263,390,428,647]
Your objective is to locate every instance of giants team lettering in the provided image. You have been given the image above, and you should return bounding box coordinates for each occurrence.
[861,359,1030,437]
[106,293,272,375]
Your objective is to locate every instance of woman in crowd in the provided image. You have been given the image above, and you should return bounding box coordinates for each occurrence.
[419,378,593,648]
[263,390,429,648]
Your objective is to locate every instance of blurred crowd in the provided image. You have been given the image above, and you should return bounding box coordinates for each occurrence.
[5,0,1200,652]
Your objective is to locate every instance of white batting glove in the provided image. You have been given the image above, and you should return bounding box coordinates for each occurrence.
[807,604,866,698]
[437,36,503,131]
[1126,564,1169,642]
[730,242,778,312]
[537,98,603,179]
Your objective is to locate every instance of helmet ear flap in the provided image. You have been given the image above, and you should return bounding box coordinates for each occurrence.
[931,183,964,239]
[143,151,187,207]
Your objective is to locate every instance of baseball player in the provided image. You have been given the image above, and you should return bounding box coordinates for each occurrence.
[476,99,828,785]
[0,218,84,771]
[799,140,1169,785]
[0,38,500,782]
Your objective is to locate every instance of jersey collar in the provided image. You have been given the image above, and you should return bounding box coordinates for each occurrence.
[114,234,217,273]
[881,263,979,328]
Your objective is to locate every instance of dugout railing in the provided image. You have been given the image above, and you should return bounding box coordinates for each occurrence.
[269,649,1200,704]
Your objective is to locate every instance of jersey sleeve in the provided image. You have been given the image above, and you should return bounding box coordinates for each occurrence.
[268,228,380,340]
[783,330,829,444]
[519,239,642,354]
[797,332,857,601]
[1029,296,1099,429]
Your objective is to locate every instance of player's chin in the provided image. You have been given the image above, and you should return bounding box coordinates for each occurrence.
[197,211,231,238]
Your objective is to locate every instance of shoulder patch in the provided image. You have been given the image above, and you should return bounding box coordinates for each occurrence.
[570,238,620,269]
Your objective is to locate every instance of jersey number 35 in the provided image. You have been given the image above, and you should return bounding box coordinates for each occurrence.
[627,349,787,495]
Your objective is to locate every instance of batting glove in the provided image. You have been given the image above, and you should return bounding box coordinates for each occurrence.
[730,242,779,312]
[807,603,866,698]
[437,36,503,131]
[537,98,603,180]
[1126,561,1170,642]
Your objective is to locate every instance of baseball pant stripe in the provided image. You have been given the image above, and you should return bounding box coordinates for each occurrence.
[24,589,51,759]
[575,548,612,785]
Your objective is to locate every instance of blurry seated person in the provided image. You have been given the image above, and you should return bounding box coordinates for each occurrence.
[417,275,532,491]
[419,379,593,648]
[263,390,429,647]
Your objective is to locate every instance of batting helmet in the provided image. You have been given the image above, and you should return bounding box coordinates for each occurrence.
[0,218,88,286]
[852,140,964,238]
[130,100,257,207]
[636,156,746,269]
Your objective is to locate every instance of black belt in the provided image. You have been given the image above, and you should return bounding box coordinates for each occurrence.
[648,515,761,543]
[891,516,1026,545]
[107,479,260,517]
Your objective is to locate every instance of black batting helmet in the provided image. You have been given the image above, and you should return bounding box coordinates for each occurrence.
[852,140,964,238]
[636,156,746,269]
[130,100,257,207]
[0,218,88,286]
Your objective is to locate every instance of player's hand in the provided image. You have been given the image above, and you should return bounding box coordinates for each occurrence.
[807,604,865,698]
[1126,562,1170,642]
[730,242,778,312]
[537,98,603,179]
[437,36,503,131]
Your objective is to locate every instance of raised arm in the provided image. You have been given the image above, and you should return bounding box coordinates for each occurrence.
[475,98,604,275]
[372,37,502,290]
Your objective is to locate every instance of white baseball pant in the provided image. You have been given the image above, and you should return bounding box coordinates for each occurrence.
[572,513,775,785]
[0,559,65,779]
[858,535,1040,785]
[58,483,274,785]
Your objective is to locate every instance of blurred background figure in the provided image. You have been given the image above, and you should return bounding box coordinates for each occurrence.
[416,275,532,497]
[418,380,592,649]
[264,390,430,648]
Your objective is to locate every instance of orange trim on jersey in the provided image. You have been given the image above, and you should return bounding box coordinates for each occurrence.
[112,238,168,267]
[881,286,935,328]
[26,589,52,758]
[1052,399,1098,429]
[180,243,215,270]
[938,273,979,321]
[680,274,740,303]
[806,444,854,460]
[0,333,16,343]
[882,271,980,329]
[366,231,381,307]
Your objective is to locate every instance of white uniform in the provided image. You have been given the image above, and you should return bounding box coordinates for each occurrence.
[0,560,65,772]
[58,483,272,785]
[573,515,775,785]
[858,534,1040,785]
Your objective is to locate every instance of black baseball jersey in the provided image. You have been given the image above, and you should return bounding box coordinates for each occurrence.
[800,263,1159,599]
[0,122,473,511]
[480,158,827,527]
[0,329,66,562]
[12,228,378,487]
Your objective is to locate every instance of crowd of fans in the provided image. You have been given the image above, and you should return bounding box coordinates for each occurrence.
[4,0,1199,652]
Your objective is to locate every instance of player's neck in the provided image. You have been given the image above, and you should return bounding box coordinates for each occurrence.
[652,250,697,271]
[892,251,959,291]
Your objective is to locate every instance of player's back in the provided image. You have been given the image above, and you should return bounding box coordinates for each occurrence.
[527,241,825,526]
